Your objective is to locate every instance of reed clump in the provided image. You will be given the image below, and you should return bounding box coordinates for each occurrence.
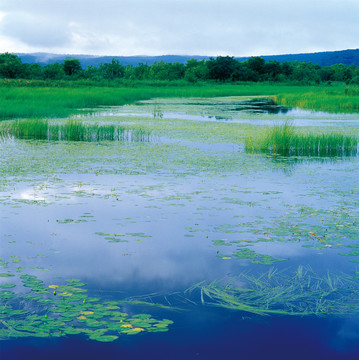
[245,121,358,156]
[0,119,151,142]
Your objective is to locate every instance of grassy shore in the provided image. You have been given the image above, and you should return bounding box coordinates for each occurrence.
[274,84,359,113]
[0,80,358,121]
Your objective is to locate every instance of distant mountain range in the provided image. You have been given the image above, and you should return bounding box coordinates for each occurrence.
[14,48,359,68]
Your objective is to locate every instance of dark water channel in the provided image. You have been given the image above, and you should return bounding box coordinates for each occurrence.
[1,97,359,359]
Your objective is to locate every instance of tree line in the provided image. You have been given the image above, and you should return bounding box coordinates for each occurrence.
[1,52,359,84]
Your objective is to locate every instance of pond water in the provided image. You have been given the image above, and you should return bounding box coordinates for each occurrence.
[80,96,359,127]
[1,97,359,359]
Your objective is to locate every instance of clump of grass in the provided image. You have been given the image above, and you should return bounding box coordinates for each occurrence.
[0,119,151,142]
[185,266,359,316]
[245,121,358,156]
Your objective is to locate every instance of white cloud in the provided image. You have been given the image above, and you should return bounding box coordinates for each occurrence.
[1,11,71,48]
[0,0,358,56]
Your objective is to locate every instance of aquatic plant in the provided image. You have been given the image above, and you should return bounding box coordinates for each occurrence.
[216,243,286,265]
[0,119,152,142]
[245,121,358,156]
[0,274,173,342]
[185,266,359,316]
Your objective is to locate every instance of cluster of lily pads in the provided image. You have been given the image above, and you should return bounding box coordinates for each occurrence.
[0,273,173,342]
[95,231,152,243]
[216,246,286,265]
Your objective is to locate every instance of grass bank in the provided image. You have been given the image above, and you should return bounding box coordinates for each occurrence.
[274,84,359,113]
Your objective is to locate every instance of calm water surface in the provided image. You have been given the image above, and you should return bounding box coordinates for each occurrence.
[1,97,359,359]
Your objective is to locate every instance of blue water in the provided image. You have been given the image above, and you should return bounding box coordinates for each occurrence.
[2,313,359,360]
[1,97,359,359]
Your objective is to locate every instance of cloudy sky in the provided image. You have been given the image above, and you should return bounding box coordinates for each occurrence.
[0,0,358,57]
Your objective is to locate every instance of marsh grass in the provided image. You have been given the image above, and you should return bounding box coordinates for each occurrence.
[246,121,358,156]
[274,85,359,113]
[185,266,359,316]
[0,119,151,142]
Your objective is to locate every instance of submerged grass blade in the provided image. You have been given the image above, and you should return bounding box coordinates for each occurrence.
[185,267,359,316]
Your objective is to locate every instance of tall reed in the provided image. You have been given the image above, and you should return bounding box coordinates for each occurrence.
[0,119,151,142]
[245,121,358,156]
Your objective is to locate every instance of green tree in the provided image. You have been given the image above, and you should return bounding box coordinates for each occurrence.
[207,56,238,81]
[281,61,294,80]
[167,62,185,80]
[149,61,171,80]
[0,53,25,78]
[43,63,65,80]
[131,63,151,80]
[23,63,43,79]
[265,60,282,81]
[63,59,82,76]
[319,66,335,82]
[247,57,266,79]
[83,65,102,81]
[98,58,125,80]
[291,62,321,83]
[232,61,258,81]
[184,59,209,82]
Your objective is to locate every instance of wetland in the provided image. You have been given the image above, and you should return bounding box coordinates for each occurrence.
[1,94,359,359]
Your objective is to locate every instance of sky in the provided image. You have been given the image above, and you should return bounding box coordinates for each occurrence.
[0,0,358,57]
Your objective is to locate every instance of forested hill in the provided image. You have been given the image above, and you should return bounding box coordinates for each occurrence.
[15,49,359,67]
[259,49,359,67]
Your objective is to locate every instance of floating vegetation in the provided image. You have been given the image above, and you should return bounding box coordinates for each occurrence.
[2,94,359,354]
[245,121,358,156]
[0,274,173,342]
[185,267,359,316]
[0,119,152,142]
[256,200,359,263]
[95,231,152,243]
[216,242,286,265]
[56,218,89,224]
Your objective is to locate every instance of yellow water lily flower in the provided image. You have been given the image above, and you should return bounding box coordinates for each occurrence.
[131,328,144,332]
[80,311,94,315]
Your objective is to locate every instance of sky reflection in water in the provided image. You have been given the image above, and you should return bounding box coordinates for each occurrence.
[1,97,359,358]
